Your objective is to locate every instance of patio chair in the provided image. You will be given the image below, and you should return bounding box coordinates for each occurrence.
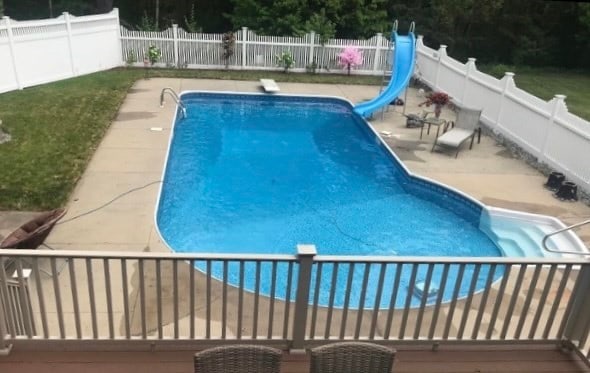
[310,342,396,373]
[194,345,282,373]
[431,107,482,158]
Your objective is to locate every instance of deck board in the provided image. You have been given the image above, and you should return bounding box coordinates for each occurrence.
[1,345,589,373]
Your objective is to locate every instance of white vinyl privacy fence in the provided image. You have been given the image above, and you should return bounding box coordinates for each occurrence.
[0,9,122,93]
[415,36,590,193]
[120,26,393,75]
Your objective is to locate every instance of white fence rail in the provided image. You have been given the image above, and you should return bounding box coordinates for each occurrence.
[1,248,590,359]
[0,9,122,94]
[120,26,392,75]
[415,36,590,193]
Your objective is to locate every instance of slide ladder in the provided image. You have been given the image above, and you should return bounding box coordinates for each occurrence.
[354,22,416,118]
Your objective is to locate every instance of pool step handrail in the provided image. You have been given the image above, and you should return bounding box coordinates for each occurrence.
[160,87,187,118]
[542,219,590,255]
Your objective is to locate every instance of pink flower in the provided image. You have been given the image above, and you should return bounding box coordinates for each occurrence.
[338,46,363,75]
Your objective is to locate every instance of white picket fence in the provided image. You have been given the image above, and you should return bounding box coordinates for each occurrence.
[0,9,122,93]
[415,36,590,193]
[120,25,392,74]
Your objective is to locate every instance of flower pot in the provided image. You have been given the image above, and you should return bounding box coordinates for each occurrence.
[434,104,442,118]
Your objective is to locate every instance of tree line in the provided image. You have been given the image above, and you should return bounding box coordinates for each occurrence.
[2,0,589,68]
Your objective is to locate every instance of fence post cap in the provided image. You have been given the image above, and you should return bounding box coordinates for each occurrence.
[467,57,476,63]
[554,94,567,100]
[504,72,515,77]
[296,244,317,256]
[439,44,447,49]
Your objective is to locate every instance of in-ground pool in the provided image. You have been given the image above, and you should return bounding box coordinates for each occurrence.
[156,93,503,308]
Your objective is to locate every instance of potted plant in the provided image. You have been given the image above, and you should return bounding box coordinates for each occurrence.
[222,31,235,69]
[419,91,451,118]
[276,51,295,73]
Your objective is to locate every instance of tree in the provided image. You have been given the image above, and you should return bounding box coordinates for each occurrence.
[338,46,363,75]
[0,0,4,17]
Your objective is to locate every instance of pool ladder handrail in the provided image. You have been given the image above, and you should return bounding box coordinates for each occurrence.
[542,219,590,255]
[160,87,187,118]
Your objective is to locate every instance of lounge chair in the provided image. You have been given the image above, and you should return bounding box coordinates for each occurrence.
[310,342,396,373]
[0,208,66,250]
[260,79,280,93]
[431,106,482,158]
[194,345,282,373]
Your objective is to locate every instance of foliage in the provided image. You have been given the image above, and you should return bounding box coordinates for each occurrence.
[338,46,363,75]
[137,10,158,31]
[184,2,201,33]
[299,8,336,46]
[147,45,161,66]
[276,51,295,73]
[221,31,235,68]
[419,91,451,107]
[125,50,137,66]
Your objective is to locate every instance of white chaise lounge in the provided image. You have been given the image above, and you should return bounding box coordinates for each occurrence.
[260,79,280,93]
[431,106,482,158]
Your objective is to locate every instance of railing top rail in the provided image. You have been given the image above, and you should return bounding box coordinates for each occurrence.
[0,249,297,261]
[0,249,588,265]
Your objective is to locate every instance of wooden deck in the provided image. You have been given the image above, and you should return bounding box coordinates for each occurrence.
[1,344,589,373]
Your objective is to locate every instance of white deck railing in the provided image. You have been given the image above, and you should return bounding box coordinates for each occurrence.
[1,248,590,361]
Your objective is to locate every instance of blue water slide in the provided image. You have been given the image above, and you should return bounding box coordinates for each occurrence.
[354,31,416,118]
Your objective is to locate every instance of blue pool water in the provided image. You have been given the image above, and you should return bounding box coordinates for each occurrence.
[156,93,503,308]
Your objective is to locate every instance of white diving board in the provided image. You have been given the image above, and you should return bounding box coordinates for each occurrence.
[260,79,280,93]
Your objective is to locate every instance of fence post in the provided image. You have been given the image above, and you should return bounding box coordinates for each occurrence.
[461,57,476,104]
[241,26,248,68]
[434,44,447,90]
[308,31,315,65]
[373,33,383,74]
[113,8,123,66]
[494,72,515,133]
[291,244,316,350]
[172,24,179,67]
[63,12,76,76]
[562,265,590,347]
[4,16,22,90]
[539,94,567,163]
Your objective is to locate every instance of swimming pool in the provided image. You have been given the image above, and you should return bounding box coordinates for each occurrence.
[156,93,503,307]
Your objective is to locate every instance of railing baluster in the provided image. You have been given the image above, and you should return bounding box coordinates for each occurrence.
[384,263,403,339]
[354,262,371,339]
[310,262,323,339]
[173,260,179,339]
[121,259,130,338]
[528,265,557,339]
[324,262,339,339]
[103,259,114,339]
[14,261,34,338]
[85,258,98,339]
[515,264,542,339]
[369,263,387,339]
[399,263,419,339]
[457,264,481,339]
[443,264,466,340]
[282,261,294,340]
[500,265,527,339]
[51,258,65,339]
[156,259,163,339]
[138,260,147,338]
[429,263,450,339]
[471,264,497,340]
[486,265,512,339]
[339,262,355,339]
[267,261,277,339]
[414,263,435,339]
[237,260,244,339]
[253,261,261,339]
[544,265,572,338]
[32,258,49,338]
[222,261,228,339]
[68,259,81,339]
[189,259,195,339]
[206,260,212,339]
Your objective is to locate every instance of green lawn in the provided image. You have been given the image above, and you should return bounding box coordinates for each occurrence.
[0,68,380,210]
[478,66,590,120]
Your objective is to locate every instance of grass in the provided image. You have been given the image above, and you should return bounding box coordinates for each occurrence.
[0,68,380,210]
[478,65,590,120]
